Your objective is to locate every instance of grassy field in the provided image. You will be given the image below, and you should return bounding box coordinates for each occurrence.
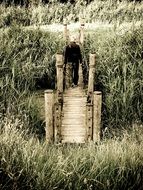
[0,118,143,190]
[0,0,143,189]
[0,0,143,27]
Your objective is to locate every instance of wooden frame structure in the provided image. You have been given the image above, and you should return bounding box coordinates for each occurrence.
[45,20,102,143]
[45,53,102,143]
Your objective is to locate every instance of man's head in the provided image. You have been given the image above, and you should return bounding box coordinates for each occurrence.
[69,35,77,43]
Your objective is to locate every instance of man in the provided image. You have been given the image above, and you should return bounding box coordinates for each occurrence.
[63,35,82,88]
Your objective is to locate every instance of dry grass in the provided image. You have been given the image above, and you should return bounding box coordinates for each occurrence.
[0,118,143,190]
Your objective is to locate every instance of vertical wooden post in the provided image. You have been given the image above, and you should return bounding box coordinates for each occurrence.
[65,63,72,89]
[78,64,83,87]
[45,90,54,143]
[88,53,96,93]
[63,19,68,43]
[56,54,63,93]
[93,91,102,142]
[86,53,96,142]
[55,54,64,143]
[86,103,93,141]
[80,17,85,45]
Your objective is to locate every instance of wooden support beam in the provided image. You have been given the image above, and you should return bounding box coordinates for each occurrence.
[65,63,72,89]
[56,54,64,93]
[63,19,68,43]
[44,90,54,143]
[86,53,96,142]
[93,91,102,142]
[88,53,96,94]
[86,103,93,142]
[79,17,85,45]
[54,102,62,143]
[55,54,64,143]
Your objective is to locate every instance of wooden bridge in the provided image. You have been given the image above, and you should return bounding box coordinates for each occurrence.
[44,19,102,143]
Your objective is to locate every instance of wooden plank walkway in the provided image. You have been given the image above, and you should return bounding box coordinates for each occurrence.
[61,64,87,143]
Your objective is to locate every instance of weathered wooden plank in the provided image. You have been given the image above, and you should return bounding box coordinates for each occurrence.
[62,122,84,125]
[63,107,86,110]
[62,136,85,140]
[93,91,102,143]
[62,116,84,120]
[62,128,85,130]
[62,124,85,127]
[45,90,54,143]
[62,128,85,131]
[63,99,86,102]
[62,137,85,143]
[61,84,86,143]
[63,102,86,104]
[62,132,86,135]
[62,130,85,134]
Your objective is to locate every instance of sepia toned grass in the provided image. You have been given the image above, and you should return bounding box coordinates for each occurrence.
[0,22,142,131]
[0,25,64,133]
[83,24,143,128]
[0,0,142,27]
[0,118,143,190]
[0,1,143,189]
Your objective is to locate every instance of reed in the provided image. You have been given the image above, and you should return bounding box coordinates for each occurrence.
[0,118,143,190]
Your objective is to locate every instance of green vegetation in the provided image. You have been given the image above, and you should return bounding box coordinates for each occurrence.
[0,0,143,189]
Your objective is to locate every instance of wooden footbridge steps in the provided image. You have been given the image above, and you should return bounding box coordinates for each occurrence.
[62,87,86,143]
[62,64,86,143]
[45,53,102,144]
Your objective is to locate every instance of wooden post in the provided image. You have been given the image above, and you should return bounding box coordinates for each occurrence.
[86,53,96,142]
[45,90,54,143]
[93,91,102,142]
[80,17,85,45]
[78,64,83,87]
[86,103,93,142]
[54,102,62,143]
[56,54,63,93]
[88,53,96,93]
[55,54,64,143]
[63,19,68,43]
[65,63,72,89]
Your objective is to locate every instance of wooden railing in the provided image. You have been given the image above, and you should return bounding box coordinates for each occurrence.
[86,53,102,142]
[45,54,64,143]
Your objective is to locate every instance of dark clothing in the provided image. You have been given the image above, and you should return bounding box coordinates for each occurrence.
[64,42,82,65]
[64,42,82,86]
[72,61,79,85]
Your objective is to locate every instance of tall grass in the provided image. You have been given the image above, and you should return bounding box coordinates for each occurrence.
[0,25,64,134]
[0,5,31,28]
[0,117,143,190]
[83,24,143,128]
[0,23,142,132]
[0,0,142,27]
[0,1,143,189]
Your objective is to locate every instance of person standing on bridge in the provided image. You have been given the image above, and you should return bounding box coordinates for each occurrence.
[63,35,82,88]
